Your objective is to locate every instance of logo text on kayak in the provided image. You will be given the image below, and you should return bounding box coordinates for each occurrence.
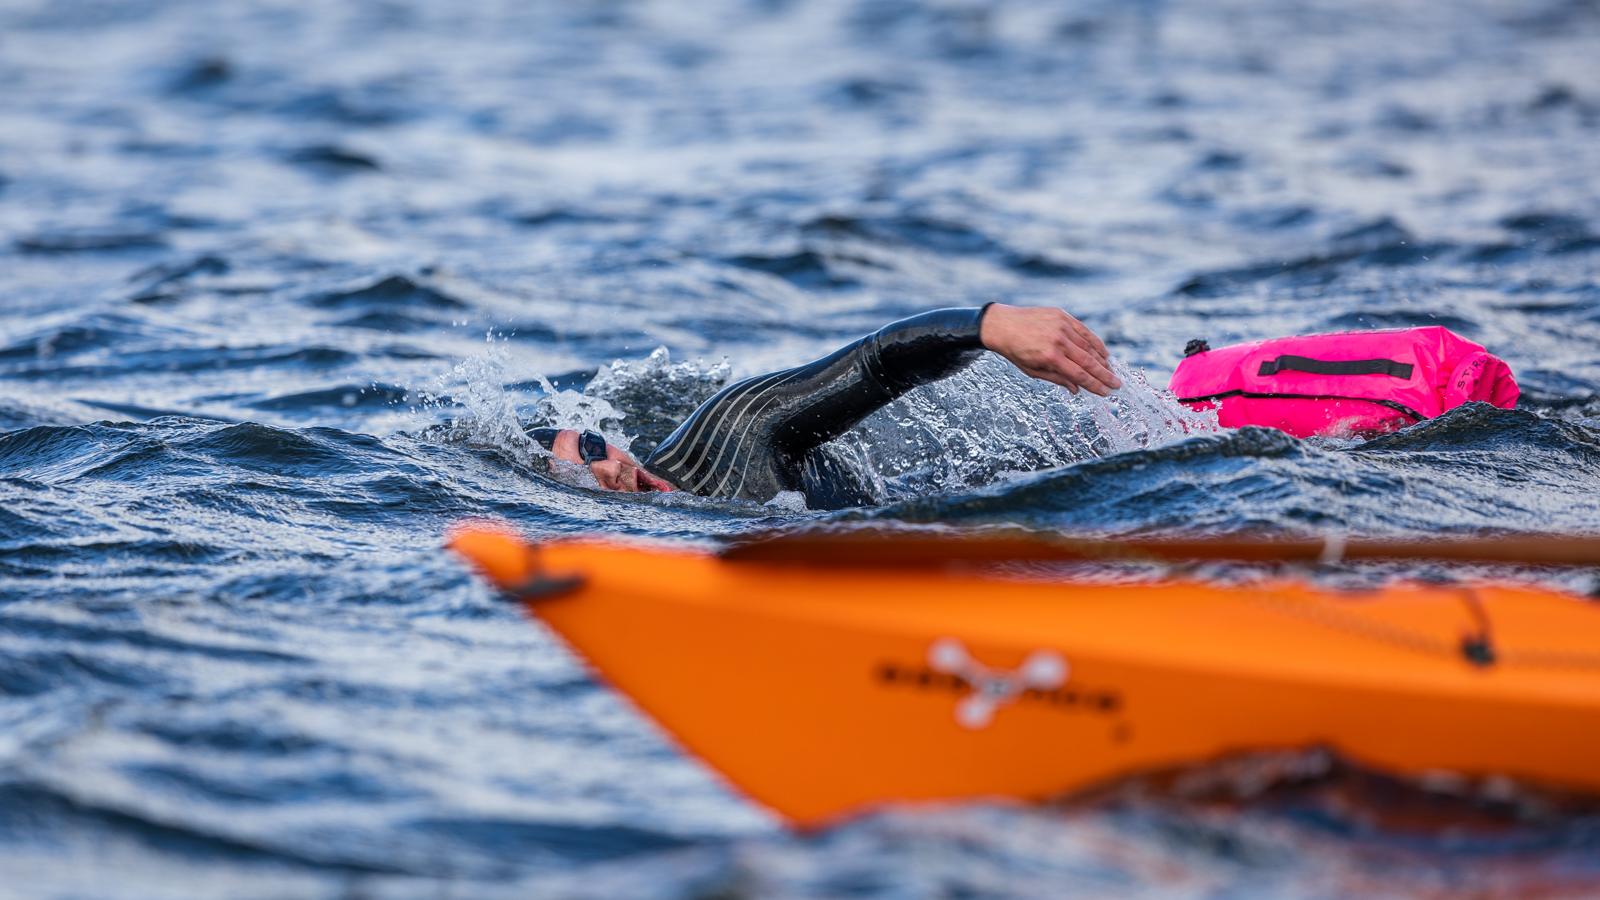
[874,638,1120,728]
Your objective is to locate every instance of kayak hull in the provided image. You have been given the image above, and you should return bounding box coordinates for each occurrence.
[456,533,1600,826]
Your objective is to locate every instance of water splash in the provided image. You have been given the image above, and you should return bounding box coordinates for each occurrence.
[765,490,811,513]
[842,355,1218,497]
[415,343,728,491]
[1086,360,1221,456]
[531,375,632,451]
[412,337,543,466]
[584,347,732,457]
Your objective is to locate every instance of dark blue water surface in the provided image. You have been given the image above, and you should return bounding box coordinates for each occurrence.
[4,0,1600,895]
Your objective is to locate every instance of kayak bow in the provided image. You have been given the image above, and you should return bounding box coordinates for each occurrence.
[449,524,1600,826]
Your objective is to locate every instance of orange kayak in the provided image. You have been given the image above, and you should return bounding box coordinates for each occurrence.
[448,525,1600,826]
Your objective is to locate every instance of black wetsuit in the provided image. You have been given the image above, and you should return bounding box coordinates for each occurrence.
[642,306,990,509]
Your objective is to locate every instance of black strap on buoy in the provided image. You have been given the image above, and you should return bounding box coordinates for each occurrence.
[1257,355,1415,379]
[1183,339,1210,357]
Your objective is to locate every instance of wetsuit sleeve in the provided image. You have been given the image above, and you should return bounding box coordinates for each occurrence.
[771,305,990,452]
[642,306,990,502]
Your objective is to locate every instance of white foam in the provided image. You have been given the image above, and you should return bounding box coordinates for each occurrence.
[841,355,1220,494]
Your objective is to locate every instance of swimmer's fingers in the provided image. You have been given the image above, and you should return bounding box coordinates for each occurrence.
[1052,339,1120,394]
[1048,315,1109,366]
[1057,337,1119,388]
[1028,366,1079,394]
[1027,358,1108,396]
[1065,315,1110,361]
[1017,354,1107,397]
[1051,357,1111,397]
[1037,308,1107,363]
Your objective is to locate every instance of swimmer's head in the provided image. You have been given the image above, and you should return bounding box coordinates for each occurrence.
[531,428,675,493]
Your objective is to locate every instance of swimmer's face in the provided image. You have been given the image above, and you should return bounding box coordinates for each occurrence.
[546,429,676,493]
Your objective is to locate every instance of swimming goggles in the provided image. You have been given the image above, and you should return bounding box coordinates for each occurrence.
[527,427,611,464]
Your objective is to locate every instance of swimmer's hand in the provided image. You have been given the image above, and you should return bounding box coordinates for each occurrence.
[979,303,1121,396]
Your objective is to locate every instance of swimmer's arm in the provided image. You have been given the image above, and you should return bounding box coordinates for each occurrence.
[766,306,991,455]
[771,303,1117,456]
[865,303,1118,398]
[642,304,1118,492]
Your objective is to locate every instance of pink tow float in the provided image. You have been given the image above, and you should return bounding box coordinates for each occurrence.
[1169,326,1520,438]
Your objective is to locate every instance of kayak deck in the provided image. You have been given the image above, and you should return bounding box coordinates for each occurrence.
[451,528,1600,826]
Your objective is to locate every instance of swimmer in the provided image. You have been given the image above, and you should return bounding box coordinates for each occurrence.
[528,304,1118,509]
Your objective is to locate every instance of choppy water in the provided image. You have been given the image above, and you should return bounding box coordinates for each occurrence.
[3,0,1600,896]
